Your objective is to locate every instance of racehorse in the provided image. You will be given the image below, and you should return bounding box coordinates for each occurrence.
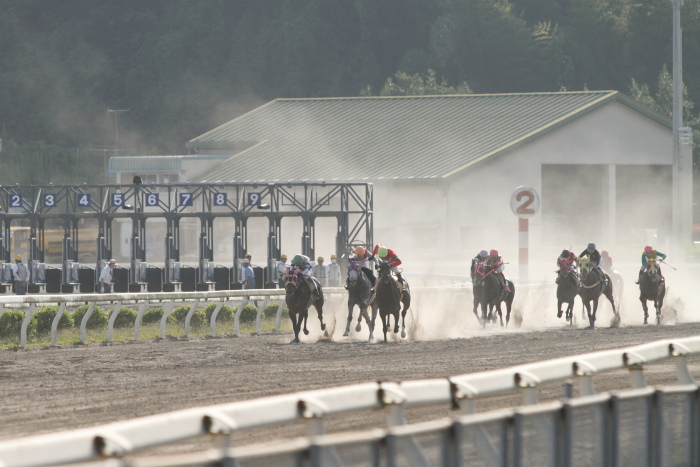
[372,260,410,342]
[344,257,375,339]
[578,257,618,329]
[285,269,327,343]
[555,264,578,325]
[473,262,514,327]
[639,257,665,325]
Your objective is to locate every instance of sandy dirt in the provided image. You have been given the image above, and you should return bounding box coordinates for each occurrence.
[2,317,700,452]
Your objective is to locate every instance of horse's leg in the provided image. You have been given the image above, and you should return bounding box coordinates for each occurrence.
[315,300,326,332]
[640,295,649,324]
[505,299,512,327]
[496,302,504,327]
[656,285,666,325]
[344,301,354,337]
[302,310,310,335]
[358,305,369,333]
[290,310,301,344]
[557,299,563,319]
[590,299,598,329]
[368,303,377,341]
[381,311,389,342]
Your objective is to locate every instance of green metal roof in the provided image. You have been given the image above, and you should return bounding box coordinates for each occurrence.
[188,91,682,182]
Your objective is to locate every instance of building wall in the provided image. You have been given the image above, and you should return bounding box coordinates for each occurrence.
[443,102,673,263]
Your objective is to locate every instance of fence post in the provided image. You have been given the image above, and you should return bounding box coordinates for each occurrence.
[79,302,96,345]
[20,303,36,349]
[184,299,200,338]
[209,300,226,337]
[106,302,123,343]
[233,298,248,337]
[134,301,148,341]
[50,302,67,347]
[255,296,268,335]
[159,300,175,339]
[275,301,285,331]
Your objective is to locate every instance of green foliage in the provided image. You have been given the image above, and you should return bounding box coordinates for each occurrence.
[72,305,108,330]
[264,302,288,320]
[0,309,35,339]
[171,305,207,328]
[203,303,235,322]
[33,306,73,335]
[111,307,138,329]
[240,304,259,323]
[373,69,472,96]
[142,307,176,325]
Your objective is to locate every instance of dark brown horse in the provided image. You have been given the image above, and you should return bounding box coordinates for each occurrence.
[639,258,665,325]
[473,263,514,327]
[555,265,578,325]
[578,258,618,329]
[345,257,375,339]
[285,270,326,344]
[372,260,410,342]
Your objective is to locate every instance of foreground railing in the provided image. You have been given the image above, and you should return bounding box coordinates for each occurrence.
[0,335,698,466]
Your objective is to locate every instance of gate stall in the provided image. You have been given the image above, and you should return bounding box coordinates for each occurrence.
[0,182,373,293]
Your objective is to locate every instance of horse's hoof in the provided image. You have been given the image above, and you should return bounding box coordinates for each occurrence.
[290,339,300,344]
[355,324,362,332]
[557,310,563,319]
[644,319,648,325]
[393,326,399,334]
[304,329,309,335]
[343,329,350,337]
[401,330,406,338]
[320,324,326,331]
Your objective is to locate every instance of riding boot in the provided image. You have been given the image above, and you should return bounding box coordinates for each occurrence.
[635,270,642,285]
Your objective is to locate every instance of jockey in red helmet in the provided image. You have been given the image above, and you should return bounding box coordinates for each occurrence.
[636,245,666,284]
[484,249,510,297]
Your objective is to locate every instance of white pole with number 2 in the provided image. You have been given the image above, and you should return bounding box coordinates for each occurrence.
[510,186,540,282]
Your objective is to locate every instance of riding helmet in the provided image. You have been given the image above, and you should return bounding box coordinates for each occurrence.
[354,246,365,256]
[587,242,595,251]
[561,249,569,258]
[292,254,305,266]
[377,247,388,258]
[489,249,499,257]
[479,249,488,258]
[644,245,653,254]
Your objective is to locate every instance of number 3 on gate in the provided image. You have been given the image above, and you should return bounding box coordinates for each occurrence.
[510,186,540,219]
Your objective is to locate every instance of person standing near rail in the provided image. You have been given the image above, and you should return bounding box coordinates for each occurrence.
[99,259,116,293]
[327,254,342,287]
[12,255,29,295]
[276,254,288,288]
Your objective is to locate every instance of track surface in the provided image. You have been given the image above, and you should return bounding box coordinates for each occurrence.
[2,319,700,451]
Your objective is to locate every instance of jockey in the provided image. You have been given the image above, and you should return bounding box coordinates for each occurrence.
[600,250,613,274]
[484,249,511,296]
[555,249,578,284]
[579,242,608,287]
[636,245,667,284]
[352,245,376,286]
[470,249,489,280]
[373,244,404,284]
[291,254,318,293]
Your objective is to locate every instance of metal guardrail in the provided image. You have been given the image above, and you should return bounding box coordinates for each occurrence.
[0,336,698,466]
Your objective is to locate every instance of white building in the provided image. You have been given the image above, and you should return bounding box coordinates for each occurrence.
[182,91,696,265]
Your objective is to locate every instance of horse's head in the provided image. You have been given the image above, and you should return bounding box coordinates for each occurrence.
[579,257,592,279]
[347,257,360,286]
[377,260,392,283]
[473,262,486,286]
[646,258,658,277]
[284,267,298,294]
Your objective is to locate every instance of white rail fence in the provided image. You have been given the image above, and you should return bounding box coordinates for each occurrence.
[0,336,698,466]
[0,284,479,348]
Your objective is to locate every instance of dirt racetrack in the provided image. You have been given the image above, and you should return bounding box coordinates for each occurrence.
[3,317,700,456]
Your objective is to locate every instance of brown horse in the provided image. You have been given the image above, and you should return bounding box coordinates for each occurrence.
[372,260,410,342]
[285,270,326,343]
[556,265,578,325]
[473,262,514,327]
[578,258,618,329]
[639,258,665,325]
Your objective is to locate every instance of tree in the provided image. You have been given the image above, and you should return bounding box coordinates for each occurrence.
[364,70,472,96]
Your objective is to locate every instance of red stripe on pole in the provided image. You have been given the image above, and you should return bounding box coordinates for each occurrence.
[519,247,528,264]
[519,218,528,232]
